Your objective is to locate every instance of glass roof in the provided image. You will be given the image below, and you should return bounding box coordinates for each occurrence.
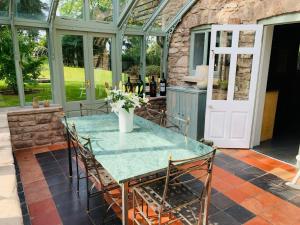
[0,0,9,17]
[151,0,188,31]
[16,0,51,21]
[127,0,161,27]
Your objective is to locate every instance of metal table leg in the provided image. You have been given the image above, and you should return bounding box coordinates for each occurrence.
[67,131,72,178]
[121,182,129,225]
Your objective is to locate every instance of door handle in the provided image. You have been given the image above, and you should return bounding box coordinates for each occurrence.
[85,80,90,88]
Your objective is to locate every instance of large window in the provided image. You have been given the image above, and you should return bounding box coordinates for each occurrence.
[0,0,9,17]
[146,36,163,82]
[189,29,211,76]
[16,0,50,20]
[122,36,142,84]
[90,0,113,22]
[0,25,20,107]
[57,0,84,19]
[17,28,52,104]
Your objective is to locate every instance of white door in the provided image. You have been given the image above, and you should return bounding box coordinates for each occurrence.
[204,25,263,148]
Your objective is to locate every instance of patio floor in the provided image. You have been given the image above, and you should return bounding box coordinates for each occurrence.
[14,144,300,225]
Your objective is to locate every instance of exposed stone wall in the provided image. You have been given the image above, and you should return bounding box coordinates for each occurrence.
[7,106,65,150]
[168,0,300,86]
[135,96,166,124]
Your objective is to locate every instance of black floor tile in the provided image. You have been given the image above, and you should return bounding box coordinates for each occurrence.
[23,214,32,225]
[49,181,74,196]
[211,193,235,210]
[17,181,23,193]
[88,204,115,225]
[36,155,56,165]
[62,211,94,225]
[53,149,69,159]
[21,202,28,215]
[39,160,60,171]
[18,191,25,204]
[43,166,64,178]
[208,211,241,225]
[45,174,68,187]
[36,151,53,159]
[224,205,255,224]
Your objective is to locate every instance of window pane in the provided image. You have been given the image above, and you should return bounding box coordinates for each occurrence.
[0,25,20,107]
[234,54,253,100]
[239,30,256,47]
[90,0,113,22]
[18,28,52,104]
[122,36,141,85]
[93,37,112,100]
[216,31,232,47]
[57,0,83,19]
[119,0,129,15]
[146,36,163,82]
[193,33,205,71]
[61,35,86,102]
[16,0,50,20]
[212,54,230,100]
[0,0,9,17]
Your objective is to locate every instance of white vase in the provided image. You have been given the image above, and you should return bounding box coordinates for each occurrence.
[118,108,134,133]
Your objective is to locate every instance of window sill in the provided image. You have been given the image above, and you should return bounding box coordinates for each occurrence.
[182,76,201,83]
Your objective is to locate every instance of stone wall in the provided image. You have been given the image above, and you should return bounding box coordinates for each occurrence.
[135,96,166,123]
[168,0,300,86]
[7,106,65,150]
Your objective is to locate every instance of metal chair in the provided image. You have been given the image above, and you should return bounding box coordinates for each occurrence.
[132,149,216,225]
[69,124,120,213]
[161,111,190,137]
[145,108,165,125]
[79,101,110,116]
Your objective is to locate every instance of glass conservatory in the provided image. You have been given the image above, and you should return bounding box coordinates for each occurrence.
[0,0,195,111]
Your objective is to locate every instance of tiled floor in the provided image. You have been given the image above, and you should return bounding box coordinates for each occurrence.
[14,145,300,225]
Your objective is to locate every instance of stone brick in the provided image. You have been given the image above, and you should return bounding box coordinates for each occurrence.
[36,113,52,124]
[13,140,33,149]
[19,121,36,127]
[18,115,34,122]
[35,139,52,146]
[7,116,18,122]
[8,122,19,128]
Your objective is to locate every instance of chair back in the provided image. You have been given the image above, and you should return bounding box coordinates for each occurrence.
[161,149,216,212]
[80,101,110,116]
[145,108,165,125]
[162,111,190,137]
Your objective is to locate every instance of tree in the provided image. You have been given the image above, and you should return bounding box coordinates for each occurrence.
[0,26,45,93]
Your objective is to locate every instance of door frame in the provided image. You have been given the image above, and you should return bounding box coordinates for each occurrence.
[56,29,116,112]
[250,13,300,148]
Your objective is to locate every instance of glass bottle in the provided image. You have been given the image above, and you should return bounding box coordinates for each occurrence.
[160,73,166,96]
[137,75,144,97]
[150,76,157,97]
[125,77,133,92]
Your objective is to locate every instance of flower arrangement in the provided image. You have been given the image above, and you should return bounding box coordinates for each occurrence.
[106,89,149,113]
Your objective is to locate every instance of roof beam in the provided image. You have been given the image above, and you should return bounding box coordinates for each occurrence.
[163,0,196,33]
[117,0,138,28]
[142,0,169,32]
[47,0,59,23]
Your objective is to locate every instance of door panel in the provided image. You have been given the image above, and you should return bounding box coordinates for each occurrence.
[204,24,263,148]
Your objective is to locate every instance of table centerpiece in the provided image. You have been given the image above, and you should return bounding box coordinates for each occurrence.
[106,89,148,132]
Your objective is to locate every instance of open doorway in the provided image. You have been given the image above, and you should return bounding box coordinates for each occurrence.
[255,23,300,164]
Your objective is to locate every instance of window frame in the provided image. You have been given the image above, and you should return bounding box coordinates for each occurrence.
[189,25,211,76]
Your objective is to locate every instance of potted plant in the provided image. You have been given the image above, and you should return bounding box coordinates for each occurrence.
[106,89,148,132]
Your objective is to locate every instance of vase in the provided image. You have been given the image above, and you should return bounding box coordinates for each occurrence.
[118,108,134,133]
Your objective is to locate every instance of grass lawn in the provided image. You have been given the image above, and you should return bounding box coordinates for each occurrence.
[0,65,128,107]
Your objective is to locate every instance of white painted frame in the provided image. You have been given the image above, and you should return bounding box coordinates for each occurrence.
[205,24,263,148]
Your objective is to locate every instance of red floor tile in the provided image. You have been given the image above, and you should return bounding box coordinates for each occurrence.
[243,216,272,225]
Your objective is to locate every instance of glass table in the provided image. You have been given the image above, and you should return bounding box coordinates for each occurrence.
[65,113,214,225]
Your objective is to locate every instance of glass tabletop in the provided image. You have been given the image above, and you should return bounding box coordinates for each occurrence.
[66,114,214,184]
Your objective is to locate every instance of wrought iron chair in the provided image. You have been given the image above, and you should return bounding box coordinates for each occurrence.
[145,108,165,125]
[79,101,110,116]
[70,124,120,213]
[132,149,216,225]
[161,111,190,137]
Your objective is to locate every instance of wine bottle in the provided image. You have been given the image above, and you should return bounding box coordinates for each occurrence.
[145,77,150,96]
[137,75,144,97]
[125,77,133,92]
[160,73,166,96]
[150,76,157,97]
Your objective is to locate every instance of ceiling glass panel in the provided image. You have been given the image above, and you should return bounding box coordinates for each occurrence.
[56,0,84,19]
[119,0,129,15]
[90,0,113,22]
[151,0,188,31]
[0,0,9,17]
[127,0,161,27]
[16,0,50,20]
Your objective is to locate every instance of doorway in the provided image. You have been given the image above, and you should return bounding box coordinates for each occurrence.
[254,23,300,164]
[57,31,115,114]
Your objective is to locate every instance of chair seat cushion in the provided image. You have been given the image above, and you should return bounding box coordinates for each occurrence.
[0,165,17,200]
[0,198,23,225]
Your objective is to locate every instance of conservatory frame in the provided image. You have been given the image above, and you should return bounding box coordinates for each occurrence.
[0,0,196,107]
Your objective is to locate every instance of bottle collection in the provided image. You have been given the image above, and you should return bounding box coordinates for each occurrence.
[123,74,166,97]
